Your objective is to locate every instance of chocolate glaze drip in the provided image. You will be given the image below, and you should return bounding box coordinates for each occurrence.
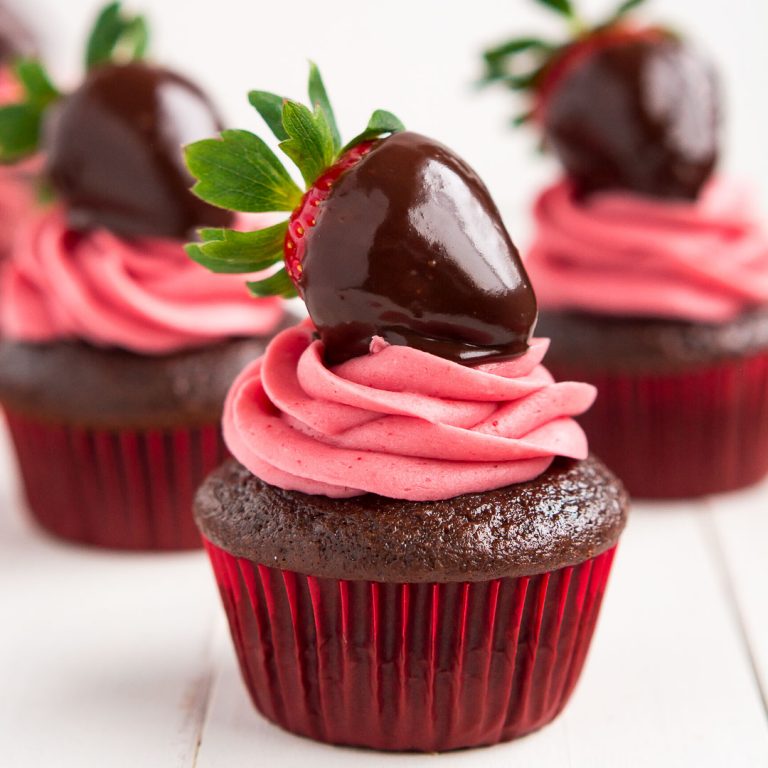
[0,5,35,65]
[45,62,232,239]
[544,36,719,200]
[300,131,537,366]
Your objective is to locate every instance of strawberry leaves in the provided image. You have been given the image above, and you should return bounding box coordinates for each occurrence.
[341,110,405,153]
[248,90,289,140]
[185,130,303,213]
[247,269,298,299]
[186,219,297,301]
[480,0,650,125]
[603,0,648,25]
[534,0,575,16]
[279,100,336,187]
[185,221,288,274]
[185,64,404,297]
[85,2,149,70]
[0,2,154,164]
[308,62,341,153]
[0,59,61,163]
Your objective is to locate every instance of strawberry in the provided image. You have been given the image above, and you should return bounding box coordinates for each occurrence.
[45,62,233,238]
[480,0,719,200]
[185,66,537,365]
[283,139,377,285]
[0,2,232,237]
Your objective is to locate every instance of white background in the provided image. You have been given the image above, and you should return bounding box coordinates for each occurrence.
[3,1,768,766]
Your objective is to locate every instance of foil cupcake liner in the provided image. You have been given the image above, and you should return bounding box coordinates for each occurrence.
[549,353,768,498]
[204,538,617,752]
[4,409,227,550]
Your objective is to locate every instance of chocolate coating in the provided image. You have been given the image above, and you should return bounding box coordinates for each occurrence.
[195,455,628,583]
[301,131,537,365]
[0,313,298,428]
[44,62,232,239]
[536,308,768,374]
[544,35,719,200]
[0,5,35,65]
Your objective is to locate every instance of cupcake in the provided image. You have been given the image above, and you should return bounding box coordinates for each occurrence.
[185,66,628,752]
[0,3,287,550]
[0,4,38,261]
[481,0,768,498]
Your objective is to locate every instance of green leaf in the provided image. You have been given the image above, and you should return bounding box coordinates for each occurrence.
[248,90,289,141]
[247,268,298,298]
[479,38,554,87]
[279,99,336,186]
[85,1,149,69]
[503,65,546,91]
[185,129,304,213]
[614,0,647,17]
[122,15,149,60]
[86,2,121,68]
[533,0,575,16]
[14,59,60,107]
[186,221,288,274]
[341,109,404,153]
[602,0,647,25]
[484,37,553,61]
[307,62,341,153]
[0,103,42,163]
[512,111,535,127]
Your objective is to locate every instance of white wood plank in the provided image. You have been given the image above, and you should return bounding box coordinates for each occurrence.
[0,425,218,768]
[194,619,573,767]
[707,480,768,710]
[195,504,768,768]
[3,415,768,766]
[561,504,768,767]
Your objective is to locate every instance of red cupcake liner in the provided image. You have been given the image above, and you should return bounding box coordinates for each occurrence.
[204,537,617,752]
[549,352,768,498]
[4,409,227,550]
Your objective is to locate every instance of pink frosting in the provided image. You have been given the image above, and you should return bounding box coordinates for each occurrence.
[525,179,768,322]
[0,206,284,353]
[0,162,36,261]
[223,322,596,501]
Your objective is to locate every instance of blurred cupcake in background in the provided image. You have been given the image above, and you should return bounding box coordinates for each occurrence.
[0,3,38,261]
[185,65,628,752]
[480,0,768,498]
[0,3,289,550]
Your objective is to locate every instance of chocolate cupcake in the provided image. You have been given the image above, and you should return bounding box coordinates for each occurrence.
[481,0,768,498]
[0,3,288,549]
[0,3,38,261]
[185,66,628,752]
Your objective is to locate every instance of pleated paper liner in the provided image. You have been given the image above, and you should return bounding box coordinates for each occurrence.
[548,352,768,498]
[4,408,227,550]
[204,538,617,752]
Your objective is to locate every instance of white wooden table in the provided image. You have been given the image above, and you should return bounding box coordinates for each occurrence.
[1,423,767,768]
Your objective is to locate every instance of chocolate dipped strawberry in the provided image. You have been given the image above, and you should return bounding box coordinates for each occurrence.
[480,0,719,200]
[0,1,231,237]
[185,66,537,365]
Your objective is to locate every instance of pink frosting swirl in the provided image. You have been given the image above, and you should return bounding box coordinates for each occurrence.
[525,179,768,322]
[223,322,596,501]
[0,206,284,353]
